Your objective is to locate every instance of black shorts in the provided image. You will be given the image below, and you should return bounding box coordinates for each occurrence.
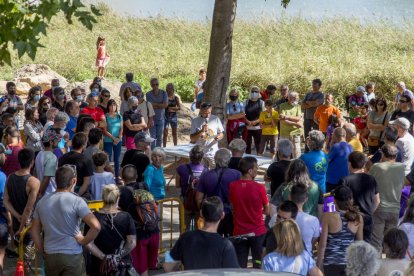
[0,224,8,248]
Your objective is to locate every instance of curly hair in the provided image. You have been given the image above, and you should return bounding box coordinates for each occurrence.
[346,241,380,276]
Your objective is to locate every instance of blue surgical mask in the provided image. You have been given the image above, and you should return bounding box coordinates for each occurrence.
[57,94,65,100]
[34,95,40,102]
[92,88,99,94]
[76,95,83,102]
[250,92,259,99]
[5,149,12,155]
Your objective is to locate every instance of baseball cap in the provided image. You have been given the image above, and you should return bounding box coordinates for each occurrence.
[389,117,410,130]
[333,185,353,202]
[0,143,5,154]
[356,86,366,93]
[42,128,62,143]
[134,132,155,144]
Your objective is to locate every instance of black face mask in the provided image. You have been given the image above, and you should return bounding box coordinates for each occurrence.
[229,95,238,101]
[131,106,138,111]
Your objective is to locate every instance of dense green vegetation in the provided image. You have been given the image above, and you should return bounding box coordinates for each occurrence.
[2,5,414,105]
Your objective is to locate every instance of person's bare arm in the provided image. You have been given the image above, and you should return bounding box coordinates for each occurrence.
[152,102,168,109]
[78,176,91,197]
[39,176,51,196]
[30,218,44,253]
[17,177,40,235]
[309,267,323,276]
[263,203,270,216]
[317,214,329,269]
[355,215,364,241]
[196,191,204,209]
[227,113,245,120]
[175,174,181,188]
[163,261,181,273]
[124,118,147,132]
[75,213,101,246]
[4,186,22,223]
[317,204,323,221]
[372,193,380,212]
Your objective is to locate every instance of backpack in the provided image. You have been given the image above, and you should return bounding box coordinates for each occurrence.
[184,164,207,211]
[132,189,159,232]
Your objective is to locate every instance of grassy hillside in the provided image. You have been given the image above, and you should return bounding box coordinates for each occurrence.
[2,4,414,104]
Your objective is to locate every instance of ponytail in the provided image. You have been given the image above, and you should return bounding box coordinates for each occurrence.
[344,204,361,223]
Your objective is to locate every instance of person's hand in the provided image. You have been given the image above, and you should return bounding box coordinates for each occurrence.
[74,232,85,245]
[147,119,154,128]
[113,137,120,145]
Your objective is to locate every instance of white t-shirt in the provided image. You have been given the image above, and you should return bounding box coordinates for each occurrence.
[377,258,410,276]
[396,132,414,175]
[295,211,320,253]
[35,150,57,194]
[90,171,115,200]
[190,115,224,157]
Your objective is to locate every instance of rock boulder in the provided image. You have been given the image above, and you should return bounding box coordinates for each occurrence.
[14,64,68,91]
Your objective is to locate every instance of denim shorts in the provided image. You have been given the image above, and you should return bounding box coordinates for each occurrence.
[164,114,178,128]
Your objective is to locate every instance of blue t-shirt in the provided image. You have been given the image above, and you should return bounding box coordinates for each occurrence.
[146,90,168,121]
[144,164,166,200]
[104,113,123,143]
[65,115,77,140]
[300,150,328,193]
[0,170,6,224]
[262,250,316,275]
[326,141,353,185]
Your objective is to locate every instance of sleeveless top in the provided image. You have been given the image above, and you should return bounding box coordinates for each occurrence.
[165,96,178,118]
[6,174,31,232]
[245,99,262,121]
[324,212,356,265]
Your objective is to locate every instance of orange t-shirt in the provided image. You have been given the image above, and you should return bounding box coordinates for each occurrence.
[314,104,341,132]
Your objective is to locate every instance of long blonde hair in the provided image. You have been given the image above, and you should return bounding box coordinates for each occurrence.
[273,219,304,257]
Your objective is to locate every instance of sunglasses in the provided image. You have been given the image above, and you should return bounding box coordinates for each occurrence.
[62,164,77,178]
[233,104,237,111]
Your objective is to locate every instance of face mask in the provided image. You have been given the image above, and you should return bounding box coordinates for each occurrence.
[292,101,299,106]
[131,106,138,111]
[33,95,40,102]
[250,92,259,99]
[1,106,7,113]
[5,149,12,155]
[92,88,99,94]
[59,129,66,137]
[76,95,83,102]
[57,94,65,100]
[229,95,238,101]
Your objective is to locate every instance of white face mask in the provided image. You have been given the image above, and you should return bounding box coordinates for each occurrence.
[250,92,259,99]
[292,101,299,106]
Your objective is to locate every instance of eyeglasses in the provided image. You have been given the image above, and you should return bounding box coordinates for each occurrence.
[62,164,77,178]
[233,104,237,111]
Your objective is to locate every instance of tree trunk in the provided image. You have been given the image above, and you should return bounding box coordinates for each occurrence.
[204,0,237,121]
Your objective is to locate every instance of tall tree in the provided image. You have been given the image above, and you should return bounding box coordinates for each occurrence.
[204,0,290,120]
[0,0,101,66]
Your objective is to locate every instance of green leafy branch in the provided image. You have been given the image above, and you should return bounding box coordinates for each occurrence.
[0,0,101,65]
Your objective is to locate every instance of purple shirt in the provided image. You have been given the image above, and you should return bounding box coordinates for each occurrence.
[197,168,241,214]
[176,163,207,197]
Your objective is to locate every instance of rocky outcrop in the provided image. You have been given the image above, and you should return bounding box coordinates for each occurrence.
[14,64,68,92]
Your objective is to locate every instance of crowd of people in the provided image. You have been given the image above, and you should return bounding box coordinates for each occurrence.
[0,73,412,276]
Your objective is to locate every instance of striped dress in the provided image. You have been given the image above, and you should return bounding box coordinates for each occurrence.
[324,212,356,266]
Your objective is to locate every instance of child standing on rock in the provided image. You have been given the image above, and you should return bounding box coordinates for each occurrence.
[96,36,110,79]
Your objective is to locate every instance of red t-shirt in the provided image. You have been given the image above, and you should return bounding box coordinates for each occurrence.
[81,106,105,122]
[260,90,270,101]
[229,179,268,236]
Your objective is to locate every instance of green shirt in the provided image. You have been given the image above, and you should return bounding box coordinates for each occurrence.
[368,161,405,214]
[279,102,301,136]
[281,181,321,217]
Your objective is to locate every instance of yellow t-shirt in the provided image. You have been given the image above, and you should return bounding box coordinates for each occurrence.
[348,137,363,152]
[259,110,279,135]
